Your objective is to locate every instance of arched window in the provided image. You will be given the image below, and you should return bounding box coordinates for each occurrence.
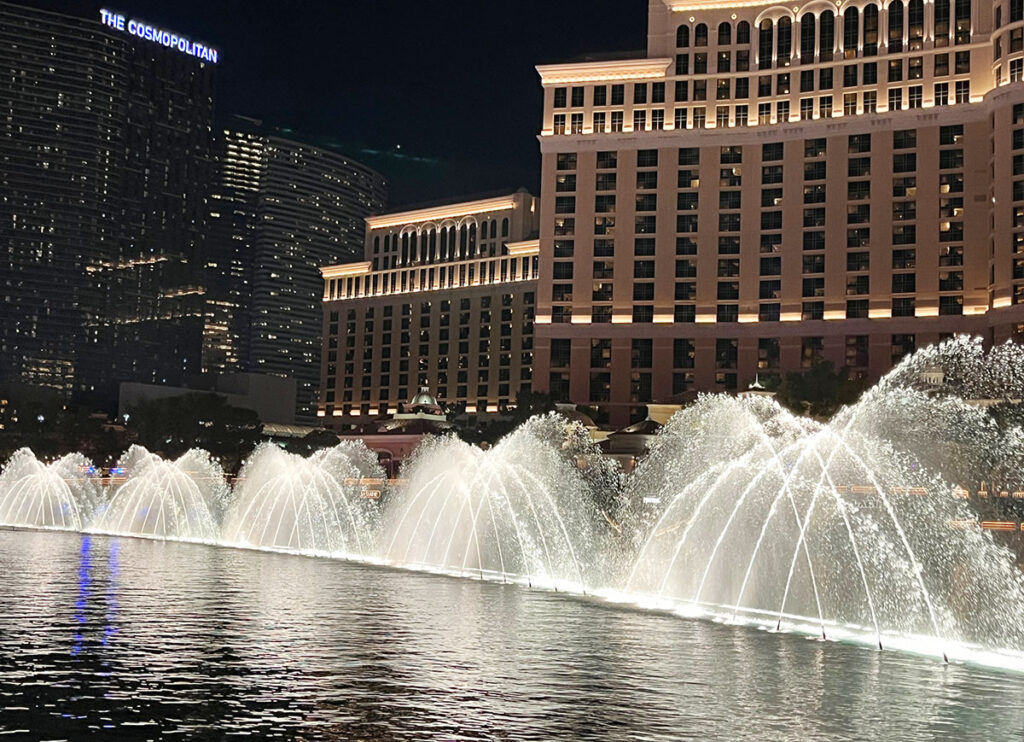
[863,5,879,56]
[468,223,477,253]
[758,20,774,69]
[799,14,815,61]
[843,7,859,57]
[737,20,751,44]
[934,0,950,43]
[401,233,409,264]
[777,17,792,65]
[676,25,690,47]
[373,236,379,252]
[409,231,418,261]
[695,23,708,46]
[908,0,923,49]
[459,226,467,259]
[889,0,904,51]
[501,218,509,237]
[428,229,437,262]
[820,11,835,61]
[718,21,732,45]
[490,219,497,239]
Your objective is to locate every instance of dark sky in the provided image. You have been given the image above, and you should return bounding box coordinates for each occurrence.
[26,0,647,207]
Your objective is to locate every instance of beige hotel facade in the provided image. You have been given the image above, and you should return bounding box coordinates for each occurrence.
[532,0,1024,426]
[322,0,1024,429]
[318,191,539,423]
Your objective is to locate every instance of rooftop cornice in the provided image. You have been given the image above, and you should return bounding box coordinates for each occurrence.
[536,58,673,85]
[365,195,520,230]
[505,239,540,256]
[663,0,777,11]
[321,262,371,279]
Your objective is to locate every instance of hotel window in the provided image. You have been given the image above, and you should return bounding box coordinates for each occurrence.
[760,280,781,299]
[634,83,648,104]
[555,174,577,192]
[735,78,749,97]
[908,86,922,108]
[800,98,814,120]
[717,79,731,100]
[864,4,879,55]
[653,82,666,103]
[553,88,567,107]
[844,93,857,115]
[955,50,970,74]
[557,153,577,170]
[571,86,584,106]
[737,50,750,71]
[611,84,625,105]
[954,80,970,103]
[593,112,606,133]
[776,101,790,121]
[674,107,688,130]
[888,88,903,111]
[718,51,731,73]
[695,53,708,74]
[935,0,951,42]
[611,111,624,132]
[716,107,729,127]
[758,103,771,125]
[570,113,583,133]
[819,96,833,118]
[633,110,647,131]
[594,86,607,106]
[693,107,707,128]
[694,80,707,100]
[863,91,877,113]
[1012,59,1023,82]
[652,109,665,130]
[934,83,949,106]
[553,114,566,135]
[889,59,903,82]
[735,104,749,126]
[676,54,690,75]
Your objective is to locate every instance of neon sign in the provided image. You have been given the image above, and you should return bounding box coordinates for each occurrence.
[100,10,219,63]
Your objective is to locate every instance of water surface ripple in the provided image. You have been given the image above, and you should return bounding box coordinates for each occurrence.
[1,530,1022,740]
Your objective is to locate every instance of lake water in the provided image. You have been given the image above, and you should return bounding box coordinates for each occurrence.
[1,529,1023,740]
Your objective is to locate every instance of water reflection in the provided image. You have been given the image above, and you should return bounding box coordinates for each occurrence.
[0,530,1023,740]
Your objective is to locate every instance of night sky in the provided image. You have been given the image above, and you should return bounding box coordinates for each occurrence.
[25,0,647,207]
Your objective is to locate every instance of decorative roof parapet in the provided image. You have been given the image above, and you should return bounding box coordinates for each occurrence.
[536,58,673,85]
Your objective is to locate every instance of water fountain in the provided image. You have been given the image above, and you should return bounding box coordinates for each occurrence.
[221,441,382,556]
[90,446,227,542]
[621,337,1024,666]
[378,414,616,590]
[0,449,102,530]
[1,337,1022,669]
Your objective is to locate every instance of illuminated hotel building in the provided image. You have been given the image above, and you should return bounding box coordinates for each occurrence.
[318,191,539,423]
[205,118,388,424]
[533,0,1024,426]
[0,2,127,394]
[0,1,217,404]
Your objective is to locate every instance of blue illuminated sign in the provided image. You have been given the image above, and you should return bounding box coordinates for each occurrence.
[100,10,219,63]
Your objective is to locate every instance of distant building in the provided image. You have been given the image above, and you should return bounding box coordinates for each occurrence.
[337,387,453,475]
[204,117,388,424]
[0,2,217,404]
[532,0,1024,427]
[318,190,539,424]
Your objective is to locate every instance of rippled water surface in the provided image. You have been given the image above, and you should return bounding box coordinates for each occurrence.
[1,530,1024,740]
